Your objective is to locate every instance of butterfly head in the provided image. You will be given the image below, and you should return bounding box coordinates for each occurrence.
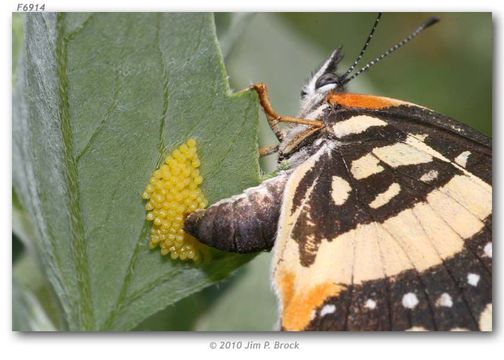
[297,14,440,120]
[298,48,347,118]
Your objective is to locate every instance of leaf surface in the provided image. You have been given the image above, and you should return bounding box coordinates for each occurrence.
[13,13,259,330]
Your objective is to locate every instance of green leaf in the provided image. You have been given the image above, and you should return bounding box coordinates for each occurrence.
[13,282,57,331]
[134,278,232,331]
[13,13,260,331]
[13,253,64,331]
[195,253,278,331]
[13,190,37,249]
[12,13,24,84]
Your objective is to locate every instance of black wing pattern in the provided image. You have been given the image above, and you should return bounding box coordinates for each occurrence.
[184,101,491,331]
[274,105,491,331]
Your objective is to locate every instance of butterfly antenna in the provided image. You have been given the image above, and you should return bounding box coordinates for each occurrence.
[341,13,383,80]
[341,16,440,86]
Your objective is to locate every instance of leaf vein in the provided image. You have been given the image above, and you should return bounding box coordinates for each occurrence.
[76,71,120,162]
[56,13,95,330]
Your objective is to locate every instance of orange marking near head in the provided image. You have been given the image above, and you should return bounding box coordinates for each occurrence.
[326,92,408,110]
[278,271,343,331]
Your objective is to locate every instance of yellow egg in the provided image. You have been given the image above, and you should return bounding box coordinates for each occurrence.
[179,143,190,155]
[142,138,210,263]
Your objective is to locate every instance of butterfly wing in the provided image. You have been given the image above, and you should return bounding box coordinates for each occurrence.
[274,101,491,331]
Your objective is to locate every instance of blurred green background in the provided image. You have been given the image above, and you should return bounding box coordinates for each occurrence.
[13,12,491,331]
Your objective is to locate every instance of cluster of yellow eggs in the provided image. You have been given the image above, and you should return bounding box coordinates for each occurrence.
[142,138,209,262]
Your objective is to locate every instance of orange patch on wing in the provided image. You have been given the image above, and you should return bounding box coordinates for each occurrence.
[279,271,343,331]
[279,271,296,311]
[326,92,407,110]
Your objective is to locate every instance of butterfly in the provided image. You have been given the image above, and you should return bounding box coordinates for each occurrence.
[184,14,492,331]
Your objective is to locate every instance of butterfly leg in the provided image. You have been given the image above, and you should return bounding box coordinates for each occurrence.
[250,83,324,142]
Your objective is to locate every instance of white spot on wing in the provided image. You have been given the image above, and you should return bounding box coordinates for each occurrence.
[402,293,419,309]
[484,242,492,258]
[450,327,469,331]
[436,293,453,308]
[467,273,480,286]
[373,142,433,168]
[406,326,427,331]
[369,183,401,209]
[351,153,384,180]
[365,299,376,309]
[331,176,352,205]
[454,151,471,168]
[420,170,439,183]
[320,304,336,317]
[332,115,387,138]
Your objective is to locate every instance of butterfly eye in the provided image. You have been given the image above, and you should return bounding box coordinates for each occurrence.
[315,73,340,90]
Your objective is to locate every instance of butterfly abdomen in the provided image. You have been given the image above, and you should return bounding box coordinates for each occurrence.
[184,172,290,253]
